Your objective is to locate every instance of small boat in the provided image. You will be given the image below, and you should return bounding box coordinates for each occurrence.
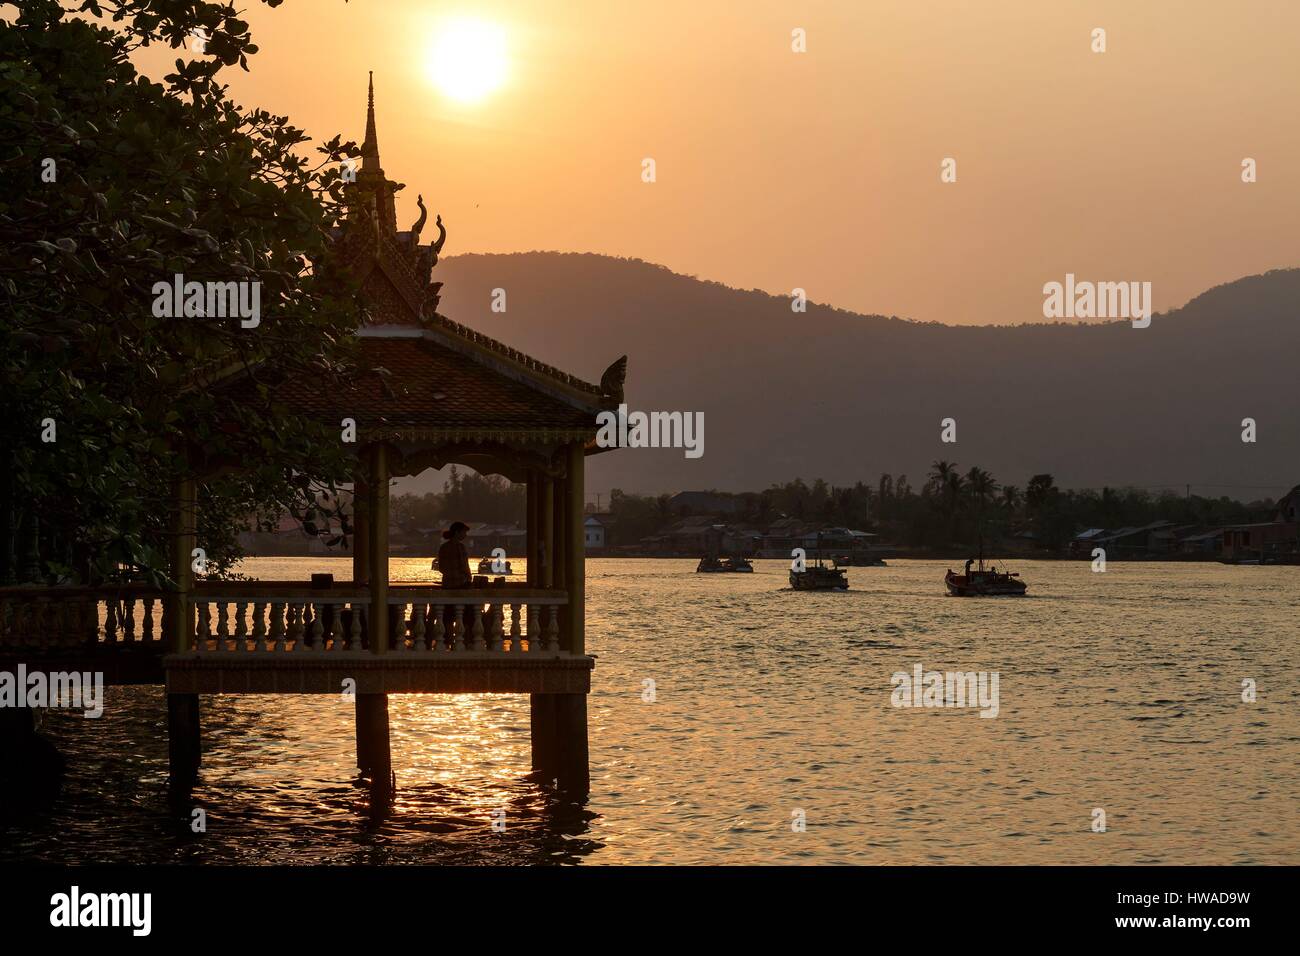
[835,553,886,567]
[944,557,1027,597]
[789,533,849,590]
[697,555,753,573]
[478,556,513,574]
[789,560,849,590]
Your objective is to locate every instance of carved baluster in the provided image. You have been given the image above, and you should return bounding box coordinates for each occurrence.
[231,601,246,651]
[291,604,305,649]
[412,604,427,652]
[508,603,522,653]
[142,598,155,642]
[104,600,118,644]
[430,605,445,652]
[122,599,136,642]
[452,605,466,652]
[527,606,540,652]
[196,602,211,652]
[270,602,285,651]
[213,602,228,650]
[309,602,323,651]
[253,602,267,651]
[349,604,363,651]
[330,604,344,650]
[85,600,99,643]
[485,604,503,653]
[392,603,406,652]
[544,606,560,653]
[470,606,486,652]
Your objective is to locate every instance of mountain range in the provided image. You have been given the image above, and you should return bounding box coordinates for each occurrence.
[415,253,1300,501]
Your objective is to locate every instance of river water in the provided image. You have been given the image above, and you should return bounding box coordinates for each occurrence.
[3,558,1297,864]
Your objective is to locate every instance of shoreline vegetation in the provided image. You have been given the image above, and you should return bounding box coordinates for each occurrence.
[240,464,1295,564]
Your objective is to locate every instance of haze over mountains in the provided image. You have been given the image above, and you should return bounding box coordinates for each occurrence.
[420,253,1300,501]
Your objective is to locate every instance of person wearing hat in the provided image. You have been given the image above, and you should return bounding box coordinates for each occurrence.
[437,521,472,589]
[436,521,475,646]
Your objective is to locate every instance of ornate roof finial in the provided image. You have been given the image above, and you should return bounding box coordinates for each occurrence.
[362,70,380,170]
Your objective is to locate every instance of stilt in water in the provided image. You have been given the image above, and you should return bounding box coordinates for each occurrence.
[553,693,590,799]
[0,706,66,813]
[529,692,558,784]
[167,693,201,791]
[356,693,393,814]
[529,693,589,798]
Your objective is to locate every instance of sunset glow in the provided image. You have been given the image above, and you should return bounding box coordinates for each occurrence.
[427,17,508,105]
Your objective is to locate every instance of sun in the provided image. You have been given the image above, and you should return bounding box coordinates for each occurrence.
[427,18,509,105]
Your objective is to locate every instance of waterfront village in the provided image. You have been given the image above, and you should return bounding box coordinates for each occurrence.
[240,479,1300,566]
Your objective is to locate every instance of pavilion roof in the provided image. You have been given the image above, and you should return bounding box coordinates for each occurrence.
[276,74,626,440]
[273,335,604,441]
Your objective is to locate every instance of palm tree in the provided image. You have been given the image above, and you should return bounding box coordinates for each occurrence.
[1001,484,1022,516]
[965,466,998,510]
[928,460,957,496]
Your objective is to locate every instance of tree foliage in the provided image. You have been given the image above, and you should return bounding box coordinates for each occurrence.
[1,0,366,583]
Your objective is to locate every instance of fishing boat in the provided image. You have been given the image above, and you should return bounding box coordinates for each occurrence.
[478,556,513,574]
[789,534,849,590]
[835,552,887,567]
[789,560,849,590]
[697,555,754,573]
[944,557,1027,597]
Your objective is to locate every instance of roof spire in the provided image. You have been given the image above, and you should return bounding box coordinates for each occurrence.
[362,70,380,169]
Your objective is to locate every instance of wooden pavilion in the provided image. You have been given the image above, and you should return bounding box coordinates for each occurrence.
[0,75,627,804]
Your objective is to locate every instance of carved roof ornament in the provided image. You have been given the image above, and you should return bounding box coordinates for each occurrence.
[600,356,628,403]
[328,73,627,413]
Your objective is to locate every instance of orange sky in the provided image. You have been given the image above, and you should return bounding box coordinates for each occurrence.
[136,0,1300,325]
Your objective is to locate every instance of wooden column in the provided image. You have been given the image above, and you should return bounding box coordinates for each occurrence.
[565,442,586,655]
[553,694,590,797]
[167,693,201,788]
[166,475,196,653]
[540,476,554,589]
[167,475,200,786]
[367,444,389,654]
[529,693,557,781]
[550,444,590,798]
[553,473,568,593]
[353,473,370,586]
[525,471,538,587]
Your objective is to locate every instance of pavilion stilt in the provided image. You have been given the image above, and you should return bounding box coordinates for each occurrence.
[167,692,201,787]
[529,692,558,782]
[553,693,590,798]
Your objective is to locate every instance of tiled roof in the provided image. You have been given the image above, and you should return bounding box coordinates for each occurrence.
[274,336,598,433]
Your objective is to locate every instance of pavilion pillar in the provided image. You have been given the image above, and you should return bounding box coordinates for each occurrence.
[166,474,200,786]
[352,465,375,764]
[564,442,586,655]
[540,476,555,589]
[359,445,392,805]
[353,472,370,586]
[367,444,389,653]
[553,473,568,594]
[550,443,589,798]
[525,471,539,587]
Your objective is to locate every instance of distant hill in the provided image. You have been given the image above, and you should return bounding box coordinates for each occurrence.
[426,253,1300,499]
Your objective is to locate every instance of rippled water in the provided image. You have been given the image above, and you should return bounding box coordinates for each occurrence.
[3,558,1297,864]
